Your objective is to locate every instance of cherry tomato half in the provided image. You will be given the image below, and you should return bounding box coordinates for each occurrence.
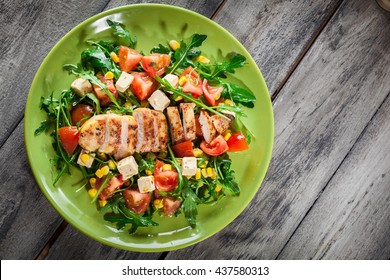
[131,72,158,101]
[58,126,80,155]
[227,132,249,152]
[154,160,178,192]
[180,66,203,98]
[171,140,194,157]
[119,46,143,72]
[200,135,229,156]
[71,104,93,126]
[141,53,171,77]
[123,189,151,215]
[202,79,223,106]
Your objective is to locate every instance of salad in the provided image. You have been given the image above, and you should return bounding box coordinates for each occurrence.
[35,19,256,234]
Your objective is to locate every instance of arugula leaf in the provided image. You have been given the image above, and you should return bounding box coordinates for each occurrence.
[107,19,136,48]
[151,43,171,54]
[210,52,246,79]
[222,82,256,108]
[182,185,201,225]
[34,120,52,136]
[215,157,240,196]
[81,47,121,79]
[86,39,116,53]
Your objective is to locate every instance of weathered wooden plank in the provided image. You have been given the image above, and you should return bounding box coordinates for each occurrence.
[213,0,342,95]
[278,93,390,260]
[166,0,390,259]
[38,0,225,259]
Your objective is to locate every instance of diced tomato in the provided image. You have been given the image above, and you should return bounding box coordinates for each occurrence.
[93,76,118,106]
[141,53,171,77]
[202,79,224,106]
[71,104,93,126]
[99,175,124,200]
[180,66,203,97]
[154,160,178,192]
[162,197,181,216]
[118,46,143,72]
[200,135,229,156]
[58,126,80,155]
[171,140,194,157]
[123,189,151,215]
[130,72,158,100]
[194,114,203,137]
[227,132,249,152]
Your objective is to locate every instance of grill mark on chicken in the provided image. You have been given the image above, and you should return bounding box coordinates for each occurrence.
[198,110,217,143]
[210,113,234,135]
[180,103,196,141]
[79,115,106,151]
[151,110,169,152]
[134,108,156,153]
[166,106,185,144]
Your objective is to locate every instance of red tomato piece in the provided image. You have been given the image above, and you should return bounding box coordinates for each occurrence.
[200,135,229,156]
[58,126,80,155]
[141,53,171,77]
[118,46,143,72]
[93,76,118,106]
[71,104,93,126]
[99,175,124,200]
[202,79,224,106]
[171,140,194,157]
[227,132,249,152]
[123,189,151,215]
[180,66,203,97]
[131,72,158,101]
[162,197,181,216]
[154,160,179,192]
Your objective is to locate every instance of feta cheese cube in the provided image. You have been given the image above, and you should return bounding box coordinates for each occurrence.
[115,72,134,92]
[181,157,197,176]
[117,156,138,179]
[163,74,179,89]
[77,150,95,168]
[137,176,156,193]
[71,78,92,96]
[148,90,171,111]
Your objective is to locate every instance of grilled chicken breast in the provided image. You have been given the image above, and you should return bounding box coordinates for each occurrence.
[114,115,138,160]
[198,110,217,143]
[180,103,196,141]
[151,110,169,152]
[210,113,234,135]
[166,106,185,144]
[78,115,106,151]
[134,108,156,153]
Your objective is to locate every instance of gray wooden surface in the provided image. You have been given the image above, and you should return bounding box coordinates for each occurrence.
[0,0,389,260]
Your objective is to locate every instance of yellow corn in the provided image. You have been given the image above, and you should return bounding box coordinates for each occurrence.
[224,132,232,141]
[98,152,107,161]
[169,40,180,51]
[178,76,187,86]
[215,185,222,192]
[110,52,119,63]
[224,99,234,106]
[89,178,96,187]
[88,188,97,198]
[145,170,153,176]
[162,164,172,172]
[108,160,116,170]
[99,200,107,207]
[195,168,201,180]
[214,92,221,100]
[174,96,183,101]
[193,148,203,157]
[124,102,132,108]
[80,154,90,164]
[101,165,110,176]
[206,167,214,177]
[95,169,104,178]
[201,168,208,178]
[154,199,163,209]
[197,55,210,64]
[104,71,114,79]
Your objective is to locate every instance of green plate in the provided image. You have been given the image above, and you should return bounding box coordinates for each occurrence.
[24,4,273,252]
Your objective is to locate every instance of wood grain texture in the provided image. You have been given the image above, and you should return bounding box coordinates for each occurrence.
[166,0,390,259]
[212,0,342,95]
[278,92,390,260]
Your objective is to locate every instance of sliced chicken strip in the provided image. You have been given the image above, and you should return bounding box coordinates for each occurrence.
[99,114,123,155]
[78,115,106,152]
[134,108,155,153]
[166,106,185,144]
[114,115,138,160]
[198,110,217,143]
[180,103,196,141]
[151,110,169,152]
[210,113,234,134]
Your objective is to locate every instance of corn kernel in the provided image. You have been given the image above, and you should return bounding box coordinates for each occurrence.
[193,148,203,157]
[178,76,187,86]
[108,160,116,170]
[104,71,114,79]
[89,178,96,187]
[80,154,90,164]
[201,168,208,178]
[174,96,183,101]
[211,170,217,180]
[145,169,153,176]
[224,132,232,141]
[154,199,163,209]
[169,40,180,51]
[215,185,222,192]
[195,168,201,180]
[162,164,172,172]
[88,188,97,198]
[110,52,119,63]
[95,169,103,178]
[225,99,235,106]
[186,176,192,179]
[124,102,132,108]
[214,92,221,100]
[99,200,107,207]
[206,167,214,177]
[101,165,110,176]
[98,152,107,161]
[197,55,210,64]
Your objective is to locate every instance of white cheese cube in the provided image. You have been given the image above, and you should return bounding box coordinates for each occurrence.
[137,176,156,193]
[77,150,95,168]
[148,90,171,111]
[163,74,179,89]
[115,72,134,92]
[181,157,197,176]
[117,156,138,180]
[71,78,92,96]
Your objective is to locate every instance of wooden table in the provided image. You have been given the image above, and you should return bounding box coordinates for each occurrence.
[1,0,389,260]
